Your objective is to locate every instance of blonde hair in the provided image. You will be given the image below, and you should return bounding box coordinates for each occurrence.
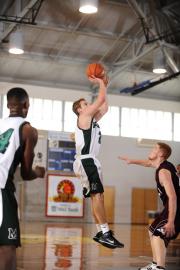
[157,142,172,159]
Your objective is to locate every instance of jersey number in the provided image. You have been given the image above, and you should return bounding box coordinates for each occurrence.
[0,128,14,154]
[98,131,101,144]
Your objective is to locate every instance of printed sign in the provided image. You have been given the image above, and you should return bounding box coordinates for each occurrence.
[46,174,83,217]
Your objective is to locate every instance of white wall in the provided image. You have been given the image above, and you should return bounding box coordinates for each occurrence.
[17,137,180,223]
[1,81,180,223]
[0,81,180,112]
[99,136,180,223]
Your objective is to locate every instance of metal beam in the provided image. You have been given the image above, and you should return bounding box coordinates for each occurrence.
[163,48,179,72]
[112,41,132,63]
[127,0,179,73]
[110,43,157,81]
[163,41,180,53]
[0,75,91,93]
[0,0,15,15]
[1,18,135,43]
[132,71,180,95]
[33,21,134,42]
[0,50,90,65]
[54,16,89,60]
[99,21,141,62]
[0,0,41,42]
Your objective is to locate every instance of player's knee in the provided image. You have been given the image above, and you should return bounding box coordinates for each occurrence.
[91,192,103,201]
[148,230,153,238]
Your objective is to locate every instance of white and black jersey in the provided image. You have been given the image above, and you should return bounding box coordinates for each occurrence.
[75,120,101,157]
[0,117,27,247]
[74,120,104,198]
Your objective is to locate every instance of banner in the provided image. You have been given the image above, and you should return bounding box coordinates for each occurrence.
[46,174,83,217]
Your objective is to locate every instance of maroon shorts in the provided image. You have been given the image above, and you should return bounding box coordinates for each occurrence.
[149,207,180,247]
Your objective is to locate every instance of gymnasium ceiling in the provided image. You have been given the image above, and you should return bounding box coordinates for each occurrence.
[0,0,180,101]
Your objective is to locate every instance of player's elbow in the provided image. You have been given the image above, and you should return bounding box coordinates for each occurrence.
[21,172,31,180]
[169,193,177,203]
[21,168,33,180]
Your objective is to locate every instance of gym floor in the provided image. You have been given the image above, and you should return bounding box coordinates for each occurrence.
[16,222,180,270]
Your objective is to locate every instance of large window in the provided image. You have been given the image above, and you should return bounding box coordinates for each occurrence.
[3,96,62,131]
[99,106,120,136]
[64,103,120,136]
[28,98,62,131]
[121,107,172,140]
[2,94,179,141]
[174,113,180,142]
[64,101,77,132]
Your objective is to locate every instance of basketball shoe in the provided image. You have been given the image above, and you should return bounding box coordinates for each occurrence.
[138,262,157,270]
[99,230,124,249]
[93,231,103,243]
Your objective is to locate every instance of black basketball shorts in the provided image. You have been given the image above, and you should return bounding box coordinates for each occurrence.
[0,189,21,247]
[73,157,104,198]
[149,206,180,247]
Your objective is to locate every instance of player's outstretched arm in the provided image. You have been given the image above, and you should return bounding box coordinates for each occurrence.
[84,77,107,118]
[94,76,109,121]
[118,156,152,167]
[20,124,45,180]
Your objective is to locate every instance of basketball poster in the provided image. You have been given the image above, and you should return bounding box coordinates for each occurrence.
[46,174,84,217]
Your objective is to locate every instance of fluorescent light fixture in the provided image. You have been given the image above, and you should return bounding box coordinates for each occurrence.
[153,49,167,74]
[153,67,167,74]
[9,31,24,55]
[79,0,98,14]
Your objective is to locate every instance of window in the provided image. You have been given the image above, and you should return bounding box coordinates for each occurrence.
[121,107,172,140]
[99,106,120,136]
[3,96,62,131]
[27,98,62,131]
[174,113,180,142]
[64,101,77,132]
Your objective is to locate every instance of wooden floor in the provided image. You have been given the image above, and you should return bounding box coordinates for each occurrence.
[17,222,180,270]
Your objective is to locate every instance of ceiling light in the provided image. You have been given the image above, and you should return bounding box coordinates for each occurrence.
[153,49,167,74]
[9,31,24,55]
[79,0,98,14]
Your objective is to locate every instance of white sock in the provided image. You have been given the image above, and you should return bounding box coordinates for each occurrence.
[100,223,109,234]
[96,224,101,233]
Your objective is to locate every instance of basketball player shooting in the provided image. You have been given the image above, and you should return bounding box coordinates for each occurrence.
[72,63,124,249]
[119,142,180,270]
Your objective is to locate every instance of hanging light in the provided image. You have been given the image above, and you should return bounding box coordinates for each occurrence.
[79,0,98,14]
[9,31,24,55]
[153,49,167,74]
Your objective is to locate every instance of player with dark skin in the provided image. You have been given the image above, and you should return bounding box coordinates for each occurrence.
[0,88,45,270]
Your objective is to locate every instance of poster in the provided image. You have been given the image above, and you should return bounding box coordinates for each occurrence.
[47,131,75,172]
[44,226,82,270]
[46,174,83,217]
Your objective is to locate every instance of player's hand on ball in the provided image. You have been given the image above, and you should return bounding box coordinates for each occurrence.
[88,76,107,87]
[35,166,46,178]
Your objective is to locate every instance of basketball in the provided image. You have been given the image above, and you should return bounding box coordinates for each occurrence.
[86,63,105,79]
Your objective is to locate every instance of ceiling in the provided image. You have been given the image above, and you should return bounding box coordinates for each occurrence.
[0,0,180,101]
